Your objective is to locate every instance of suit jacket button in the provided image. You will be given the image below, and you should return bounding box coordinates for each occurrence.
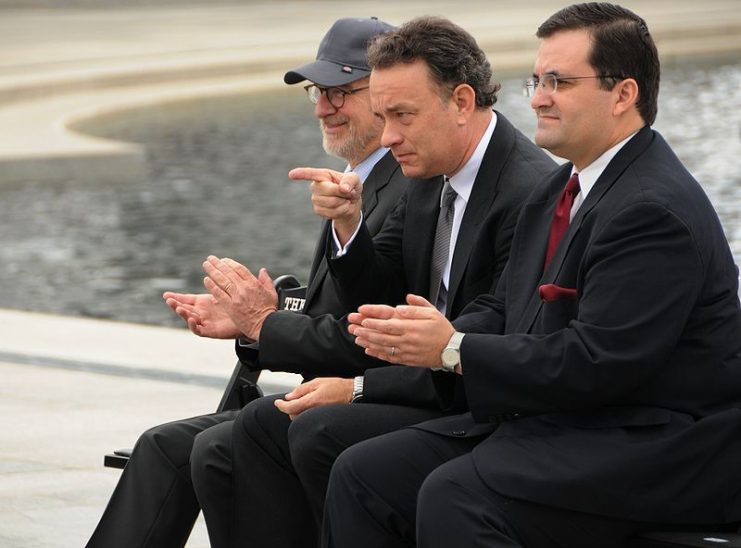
[452,430,466,436]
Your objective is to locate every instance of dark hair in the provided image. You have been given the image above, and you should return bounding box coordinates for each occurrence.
[367,16,500,107]
[537,2,659,125]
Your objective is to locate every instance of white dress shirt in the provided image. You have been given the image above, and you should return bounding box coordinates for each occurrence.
[569,130,639,220]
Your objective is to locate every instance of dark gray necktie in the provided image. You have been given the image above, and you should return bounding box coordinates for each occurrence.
[429,177,457,309]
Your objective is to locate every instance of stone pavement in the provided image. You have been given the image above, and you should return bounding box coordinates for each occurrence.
[1,1,741,546]
[0,308,300,547]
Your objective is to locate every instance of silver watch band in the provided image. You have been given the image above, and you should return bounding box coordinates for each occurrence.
[351,375,364,403]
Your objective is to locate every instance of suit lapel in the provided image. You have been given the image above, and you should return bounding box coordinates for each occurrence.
[405,176,445,298]
[542,126,655,283]
[304,221,332,306]
[360,150,397,221]
[512,166,572,332]
[516,127,655,333]
[447,113,511,312]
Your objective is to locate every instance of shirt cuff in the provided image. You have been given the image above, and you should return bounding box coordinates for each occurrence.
[331,212,364,258]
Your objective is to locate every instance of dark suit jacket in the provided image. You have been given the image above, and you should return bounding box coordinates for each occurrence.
[258,112,556,402]
[417,126,741,524]
[236,150,408,369]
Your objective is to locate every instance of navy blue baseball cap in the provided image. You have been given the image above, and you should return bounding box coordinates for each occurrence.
[284,17,395,87]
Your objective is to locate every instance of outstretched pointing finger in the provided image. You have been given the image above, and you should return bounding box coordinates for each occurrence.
[289,167,344,184]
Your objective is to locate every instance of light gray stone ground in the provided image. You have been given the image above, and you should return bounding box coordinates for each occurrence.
[0,309,299,547]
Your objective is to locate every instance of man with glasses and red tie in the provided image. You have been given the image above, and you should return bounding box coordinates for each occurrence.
[86,16,411,548]
[325,4,741,547]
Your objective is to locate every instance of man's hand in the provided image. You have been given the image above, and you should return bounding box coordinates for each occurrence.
[349,294,455,368]
[163,291,243,339]
[289,166,362,246]
[202,256,278,342]
[274,377,354,420]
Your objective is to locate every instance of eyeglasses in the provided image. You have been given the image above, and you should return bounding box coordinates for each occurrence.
[523,74,622,97]
[304,84,369,108]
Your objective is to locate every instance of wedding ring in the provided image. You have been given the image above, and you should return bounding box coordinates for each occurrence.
[390,346,396,357]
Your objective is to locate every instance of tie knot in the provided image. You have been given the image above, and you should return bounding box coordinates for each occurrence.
[565,173,580,196]
[441,178,457,209]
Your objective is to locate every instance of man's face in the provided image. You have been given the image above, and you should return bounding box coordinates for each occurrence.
[370,61,465,179]
[314,77,383,166]
[530,29,617,169]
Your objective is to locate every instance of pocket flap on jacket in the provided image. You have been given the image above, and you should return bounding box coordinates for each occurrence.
[539,284,577,302]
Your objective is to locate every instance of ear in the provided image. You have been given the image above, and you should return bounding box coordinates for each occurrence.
[450,83,477,123]
[612,77,639,117]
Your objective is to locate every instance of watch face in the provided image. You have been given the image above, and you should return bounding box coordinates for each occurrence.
[442,348,459,367]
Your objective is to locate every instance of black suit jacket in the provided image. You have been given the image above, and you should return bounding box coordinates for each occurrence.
[236,151,408,368]
[417,126,741,523]
[258,112,556,402]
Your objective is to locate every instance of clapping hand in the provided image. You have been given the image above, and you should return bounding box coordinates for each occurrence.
[349,294,455,368]
[163,291,243,339]
[202,256,278,342]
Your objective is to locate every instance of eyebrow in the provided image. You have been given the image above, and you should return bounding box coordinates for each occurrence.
[384,102,416,112]
[532,70,563,78]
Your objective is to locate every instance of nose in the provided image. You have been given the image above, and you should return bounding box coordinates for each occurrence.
[314,92,338,118]
[380,122,402,149]
[530,86,552,110]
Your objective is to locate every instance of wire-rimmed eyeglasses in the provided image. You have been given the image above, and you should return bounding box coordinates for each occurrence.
[304,84,370,108]
[522,74,622,97]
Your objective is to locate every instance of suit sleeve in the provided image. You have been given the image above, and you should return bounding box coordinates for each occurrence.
[453,276,508,334]
[327,192,408,311]
[254,309,386,377]
[461,202,703,421]
[361,365,460,410]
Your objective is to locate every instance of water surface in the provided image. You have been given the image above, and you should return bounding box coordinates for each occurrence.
[0,61,739,326]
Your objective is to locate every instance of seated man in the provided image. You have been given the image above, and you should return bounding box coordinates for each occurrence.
[191,16,555,548]
[85,16,407,548]
[326,4,741,547]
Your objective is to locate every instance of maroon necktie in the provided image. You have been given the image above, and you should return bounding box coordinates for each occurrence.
[544,173,580,269]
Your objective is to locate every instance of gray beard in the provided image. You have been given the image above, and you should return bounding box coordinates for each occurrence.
[320,121,380,167]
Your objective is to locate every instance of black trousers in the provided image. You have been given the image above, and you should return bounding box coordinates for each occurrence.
[86,409,237,548]
[323,427,721,548]
[191,394,446,548]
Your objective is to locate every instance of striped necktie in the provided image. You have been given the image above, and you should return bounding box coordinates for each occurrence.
[429,177,457,309]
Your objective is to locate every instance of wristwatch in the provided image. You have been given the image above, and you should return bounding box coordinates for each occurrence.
[351,375,364,403]
[440,331,465,373]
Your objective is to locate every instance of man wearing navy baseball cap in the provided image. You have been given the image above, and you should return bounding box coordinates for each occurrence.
[87,16,407,548]
[282,17,395,169]
[285,17,394,87]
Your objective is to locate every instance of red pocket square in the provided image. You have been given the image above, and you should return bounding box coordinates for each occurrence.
[539,284,577,302]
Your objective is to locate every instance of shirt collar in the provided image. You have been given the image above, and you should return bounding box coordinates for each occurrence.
[571,130,639,200]
[345,147,389,183]
[445,111,497,205]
